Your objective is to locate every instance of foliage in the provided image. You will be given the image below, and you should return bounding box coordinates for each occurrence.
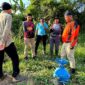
[10,0,85,36]
[11,0,25,13]
[12,14,24,36]
[24,0,85,32]
[3,34,85,85]
[3,0,85,84]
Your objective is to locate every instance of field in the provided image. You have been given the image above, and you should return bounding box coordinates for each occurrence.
[3,33,85,85]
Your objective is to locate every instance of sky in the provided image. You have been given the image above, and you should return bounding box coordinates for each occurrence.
[0,0,10,6]
[0,0,30,7]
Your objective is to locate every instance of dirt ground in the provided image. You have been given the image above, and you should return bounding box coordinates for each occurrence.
[0,75,35,85]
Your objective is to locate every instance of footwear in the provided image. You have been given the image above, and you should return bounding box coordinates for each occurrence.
[0,76,4,81]
[0,73,4,78]
[35,52,37,56]
[7,75,19,82]
[70,68,76,74]
[12,70,19,78]
[24,56,29,61]
[12,75,28,83]
[50,53,53,57]
[0,74,7,81]
[33,56,36,59]
[55,50,58,56]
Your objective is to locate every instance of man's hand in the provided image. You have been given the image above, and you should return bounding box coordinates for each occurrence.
[70,46,74,49]
[0,42,5,50]
[44,27,47,31]
[24,38,28,43]
[59,34,61,37]
[27,26,33,31]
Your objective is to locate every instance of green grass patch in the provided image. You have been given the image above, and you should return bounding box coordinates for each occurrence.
[3,34,85,85]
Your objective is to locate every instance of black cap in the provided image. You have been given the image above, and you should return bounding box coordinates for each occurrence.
[2,2,12,10]
[64,10,72,16]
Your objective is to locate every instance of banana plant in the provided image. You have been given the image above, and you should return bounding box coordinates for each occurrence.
[9,0,25,14]
[19,0,25,13]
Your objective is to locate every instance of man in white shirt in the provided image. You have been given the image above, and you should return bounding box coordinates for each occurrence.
[0,2,20,80]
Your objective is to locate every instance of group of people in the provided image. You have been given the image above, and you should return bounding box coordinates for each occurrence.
[23,14,62,60]
[0,2,80,81]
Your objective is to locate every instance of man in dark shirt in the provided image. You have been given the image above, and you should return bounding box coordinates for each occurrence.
[23,14,35,60]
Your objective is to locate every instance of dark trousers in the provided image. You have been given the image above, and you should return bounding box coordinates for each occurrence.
[35,35,47,54]
[0,43,19,78]
[50,37,60,56]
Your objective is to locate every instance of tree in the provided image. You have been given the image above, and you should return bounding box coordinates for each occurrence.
[19,0,25,13]
[9,0,25,14]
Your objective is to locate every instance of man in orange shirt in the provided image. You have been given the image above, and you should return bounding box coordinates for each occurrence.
[61,10,80,74]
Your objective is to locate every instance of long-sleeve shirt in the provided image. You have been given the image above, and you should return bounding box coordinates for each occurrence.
[0,11,13,47]
[23,21,35,38]
[62,21,80,47]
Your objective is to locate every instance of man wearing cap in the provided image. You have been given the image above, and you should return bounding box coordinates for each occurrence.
[0,2,20,80]
[61,10,80,74]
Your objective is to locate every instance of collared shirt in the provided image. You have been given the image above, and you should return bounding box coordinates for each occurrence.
[62,21,80,47]
[36,22,48,36]
[0,11,13,47]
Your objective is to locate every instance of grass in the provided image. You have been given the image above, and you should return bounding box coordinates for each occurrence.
[3,33,85,85]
